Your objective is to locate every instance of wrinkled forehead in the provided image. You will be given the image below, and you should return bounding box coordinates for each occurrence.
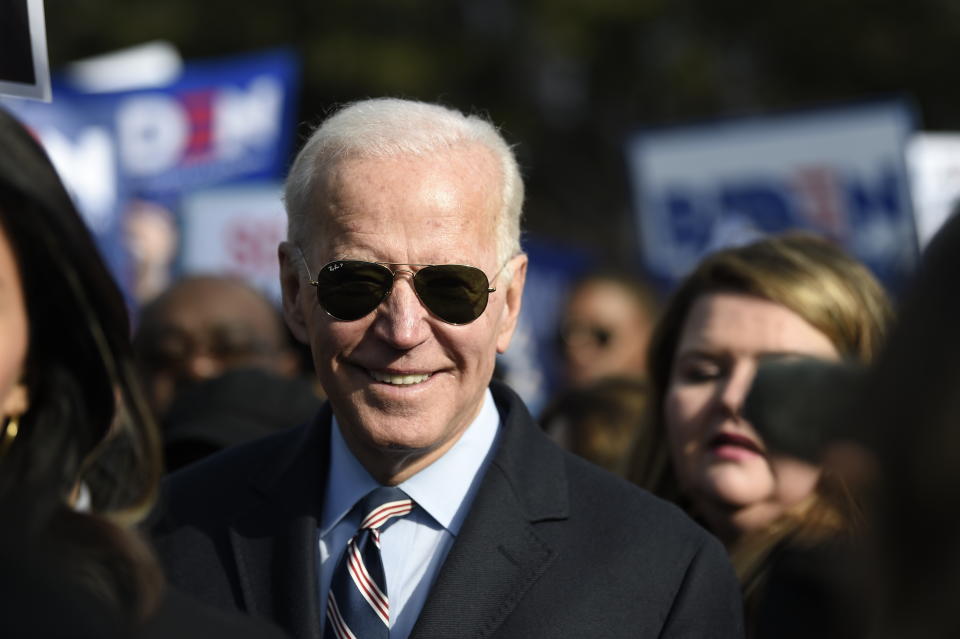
[305,147,502,258]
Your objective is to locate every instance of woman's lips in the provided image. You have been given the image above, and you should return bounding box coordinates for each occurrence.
[708,432,765,460]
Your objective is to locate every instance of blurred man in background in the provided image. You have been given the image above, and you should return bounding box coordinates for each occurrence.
[134,274,320,470]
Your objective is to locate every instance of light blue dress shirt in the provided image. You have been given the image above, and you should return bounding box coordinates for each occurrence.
[317,389,501,639]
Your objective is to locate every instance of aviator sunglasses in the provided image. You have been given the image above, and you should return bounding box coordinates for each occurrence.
[297,248,505,325]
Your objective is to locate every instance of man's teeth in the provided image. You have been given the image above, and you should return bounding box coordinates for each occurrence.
[370,371,431,385]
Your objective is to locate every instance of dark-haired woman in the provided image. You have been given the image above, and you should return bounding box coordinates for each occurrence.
[0,107,287,638]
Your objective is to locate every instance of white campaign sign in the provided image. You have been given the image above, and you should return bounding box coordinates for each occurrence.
[908,133,960,248]
[179,182,287,303]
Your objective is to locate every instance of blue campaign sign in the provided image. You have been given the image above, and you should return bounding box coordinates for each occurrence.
[626,101,918,293]
[65,48,299,198]
[0,0,51,101]
[1,48,300,297]
[2,95,130,287]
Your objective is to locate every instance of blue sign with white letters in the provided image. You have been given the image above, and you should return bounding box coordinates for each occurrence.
[57,48,299,198]
[626,101,918,292]
[2,48,299,295]
[2,94,130,284]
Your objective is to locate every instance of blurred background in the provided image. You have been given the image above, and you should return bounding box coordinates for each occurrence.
[4,0,960,411]
[37,0,960,260]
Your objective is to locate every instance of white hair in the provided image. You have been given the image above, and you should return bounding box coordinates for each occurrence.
[283,98,524,267]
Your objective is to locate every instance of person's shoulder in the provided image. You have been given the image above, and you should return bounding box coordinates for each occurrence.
[166,419,307,492]
[561,450,714,552]
[152,411,326,531]
[550,450,741,629]
[492,380,713,552]
[137,587,291,639]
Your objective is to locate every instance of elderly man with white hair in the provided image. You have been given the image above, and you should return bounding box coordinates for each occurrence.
[153,98,744,639]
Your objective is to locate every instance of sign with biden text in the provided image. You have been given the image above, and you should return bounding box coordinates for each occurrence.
[62,48,299,198]
[1,48,298,294]
[626,101,918,292]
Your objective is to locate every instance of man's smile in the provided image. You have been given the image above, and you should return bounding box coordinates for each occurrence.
[368,369,433,386]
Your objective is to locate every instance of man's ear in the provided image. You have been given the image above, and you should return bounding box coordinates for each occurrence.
[496,254,528,354]
[2,382,28,420]
[278,241,310,344]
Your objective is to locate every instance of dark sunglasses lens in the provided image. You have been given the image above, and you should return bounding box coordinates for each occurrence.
[415,264,490,324]
[316,261,392,320]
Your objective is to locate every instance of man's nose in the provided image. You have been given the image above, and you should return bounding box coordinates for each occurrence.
[372,274,431,349]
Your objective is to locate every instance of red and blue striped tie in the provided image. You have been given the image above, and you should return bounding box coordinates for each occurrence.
[325,487,413,639]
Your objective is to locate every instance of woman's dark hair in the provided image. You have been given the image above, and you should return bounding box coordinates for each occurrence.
[0,107,163,621]
[860,210,960,637]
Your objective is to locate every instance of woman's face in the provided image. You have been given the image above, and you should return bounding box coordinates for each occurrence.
[560,280,653,387]
[0,223,28,421]
[664,292,837,539]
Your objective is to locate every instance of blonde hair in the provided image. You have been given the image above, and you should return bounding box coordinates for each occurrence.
[629,232,891,593]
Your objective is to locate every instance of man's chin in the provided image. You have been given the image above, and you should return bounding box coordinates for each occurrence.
[381,441,425,453]
[345,432,450,485]
[362,428,443,457]
[342,415,439,454]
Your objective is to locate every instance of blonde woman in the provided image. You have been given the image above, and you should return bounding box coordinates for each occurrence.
[630,233,891,632]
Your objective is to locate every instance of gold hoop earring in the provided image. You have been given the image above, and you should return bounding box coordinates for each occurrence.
[0,415,19,457]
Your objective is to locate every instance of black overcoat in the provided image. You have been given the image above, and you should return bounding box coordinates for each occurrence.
[152,381,744,638]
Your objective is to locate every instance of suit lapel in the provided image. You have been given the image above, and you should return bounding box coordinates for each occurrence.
[218,384,567,639]
[228,405,333,639]
[411,382,569,639]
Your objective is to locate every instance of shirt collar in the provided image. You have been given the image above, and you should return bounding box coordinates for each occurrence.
[320,389,501,537]
[319,418,377,538]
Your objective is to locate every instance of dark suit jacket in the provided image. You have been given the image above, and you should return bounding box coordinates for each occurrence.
[140,588,292,639]
[152,381,743,638]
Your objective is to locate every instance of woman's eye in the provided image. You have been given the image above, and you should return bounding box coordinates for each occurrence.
[678,363,722,383]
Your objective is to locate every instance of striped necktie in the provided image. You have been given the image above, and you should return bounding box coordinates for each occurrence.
[325,486,413,639]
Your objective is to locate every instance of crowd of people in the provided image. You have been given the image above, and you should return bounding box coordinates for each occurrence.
[1,95,959,639]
